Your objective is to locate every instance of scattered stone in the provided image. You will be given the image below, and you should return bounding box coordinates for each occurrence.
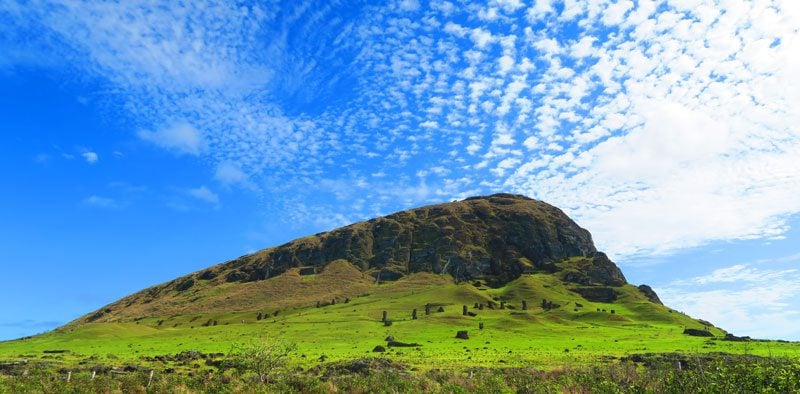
[479,322,484,330]
[467,312,477,317]
[683,328,714,337]
[437,306,445,312]
[372,345,386,353]
[522,300,528,310]
[723,333,751,342]
[387,341,421,347]
[385,336,395,342]
[298,267,316,276]
[463,305,468,316]
[455,331,469,340]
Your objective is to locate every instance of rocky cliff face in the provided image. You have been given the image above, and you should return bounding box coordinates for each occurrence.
[203,194,611,287]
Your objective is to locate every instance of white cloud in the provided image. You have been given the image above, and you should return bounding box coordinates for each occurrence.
[398,0,420,11]
[498,55,515,74]
[137,123,205,155]
[689,264,798,285]
[493,0,525,13]
[443,22,468,37]
[526,0,555,22]
[187,186,219,205]
[571,36,597,58]
[81,151,98,164]
[83,195,119,209]
[470,28,495,49]
[602,0,634,26]
[214,161,248,186]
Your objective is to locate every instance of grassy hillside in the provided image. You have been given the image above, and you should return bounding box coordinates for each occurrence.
[2,261,798,371]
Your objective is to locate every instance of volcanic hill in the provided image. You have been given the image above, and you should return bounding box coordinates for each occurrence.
[78,193,635,323]
[5,193,774,369]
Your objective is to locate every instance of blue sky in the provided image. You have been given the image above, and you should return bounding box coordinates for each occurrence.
[1,0,799,341]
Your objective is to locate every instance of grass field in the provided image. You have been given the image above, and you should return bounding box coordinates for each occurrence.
[2,264,798,374]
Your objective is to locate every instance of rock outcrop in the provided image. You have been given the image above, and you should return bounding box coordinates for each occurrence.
[212,194,601,287]
[637,285,663,305]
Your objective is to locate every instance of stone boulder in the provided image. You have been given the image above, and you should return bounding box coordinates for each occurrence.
[637,284,663,304]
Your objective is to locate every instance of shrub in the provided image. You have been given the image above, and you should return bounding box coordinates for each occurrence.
[228,337,296,384]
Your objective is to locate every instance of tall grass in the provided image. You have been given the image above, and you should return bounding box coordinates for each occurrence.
[1,354,798,393]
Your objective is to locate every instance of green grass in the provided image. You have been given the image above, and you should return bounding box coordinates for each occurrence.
[2,271,798,372]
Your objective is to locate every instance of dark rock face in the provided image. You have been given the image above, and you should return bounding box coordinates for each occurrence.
[175,278,194,292]
[198,270,216,280]
[216,194,603,287]
[637,285,663,304]
[572,287,619,303]
[561,252,626,286]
